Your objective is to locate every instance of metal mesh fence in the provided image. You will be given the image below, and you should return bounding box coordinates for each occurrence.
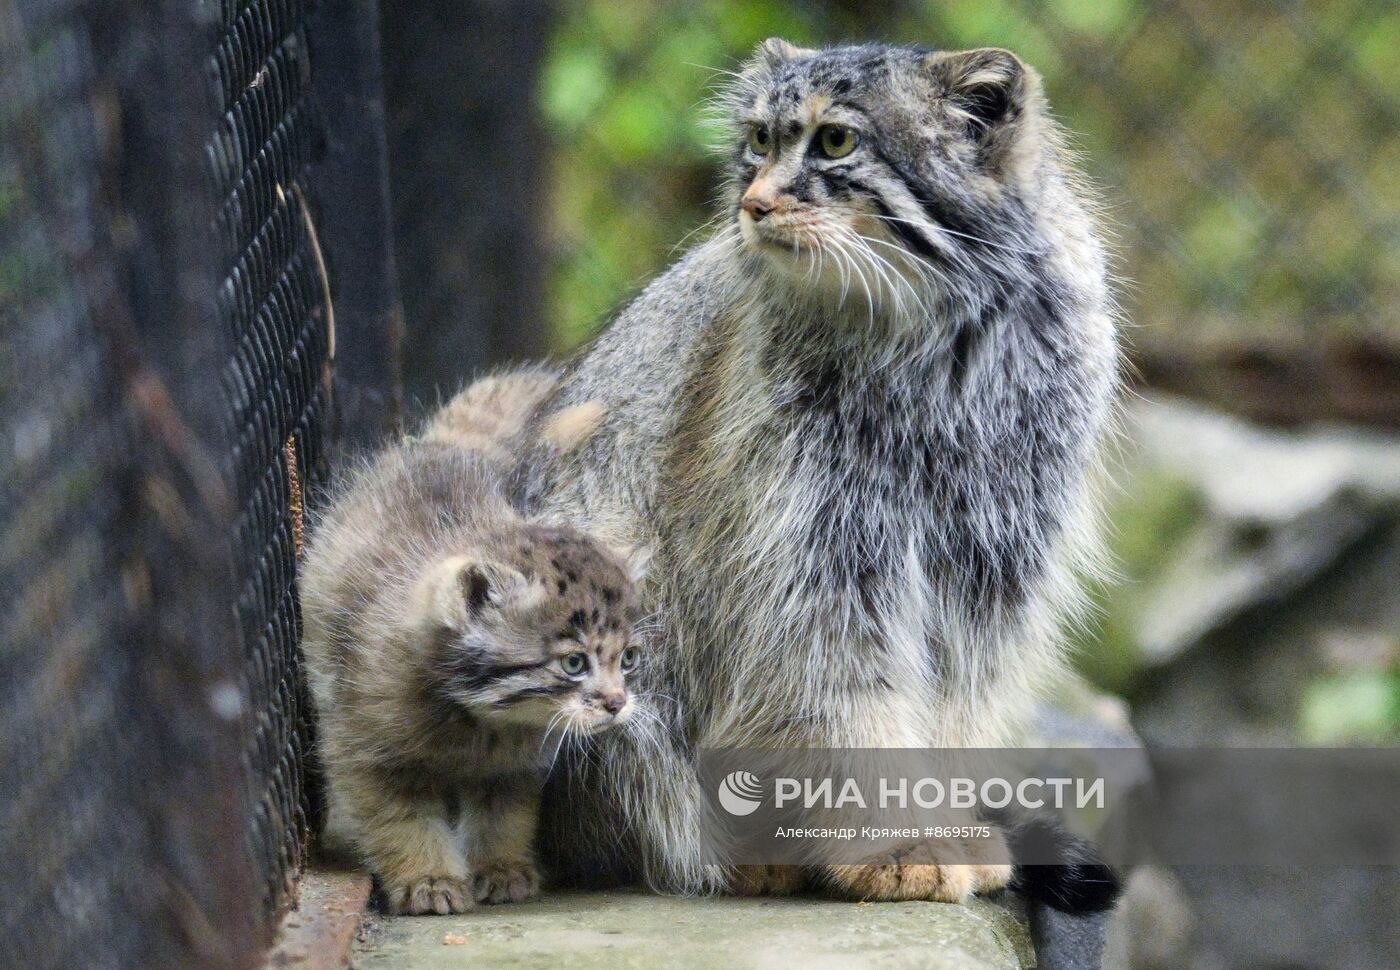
[211,0,327,920]
[941,0,1400,426]
[0,1,398,967]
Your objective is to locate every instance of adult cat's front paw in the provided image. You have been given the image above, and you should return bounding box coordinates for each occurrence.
[384,876,474,915]
[819,838,1011,902]
[471,859,541,904]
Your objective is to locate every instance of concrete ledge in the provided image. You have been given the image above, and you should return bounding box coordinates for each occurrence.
[351,889,1035,969]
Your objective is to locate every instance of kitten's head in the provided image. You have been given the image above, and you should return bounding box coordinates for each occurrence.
[718,40,1056,320]
[419,526,646,735]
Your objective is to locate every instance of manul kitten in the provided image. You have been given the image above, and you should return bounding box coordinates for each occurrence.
[301,429,643,914]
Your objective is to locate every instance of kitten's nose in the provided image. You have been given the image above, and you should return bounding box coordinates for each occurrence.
[741,195,774,220]
[601,693,627,715]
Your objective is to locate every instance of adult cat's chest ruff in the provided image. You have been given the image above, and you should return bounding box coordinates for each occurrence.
[665,360,946,716]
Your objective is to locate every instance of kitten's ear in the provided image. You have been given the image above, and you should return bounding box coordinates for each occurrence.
[421,555,534,629]
[924,48,1039,153]
[753,37,812,69]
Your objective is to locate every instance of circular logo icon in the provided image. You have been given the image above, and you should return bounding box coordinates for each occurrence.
[718,770,765,816]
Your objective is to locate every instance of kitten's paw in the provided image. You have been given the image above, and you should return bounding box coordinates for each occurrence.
[471,859,541,905]
[385,876,474,915]
[728,864,807,896]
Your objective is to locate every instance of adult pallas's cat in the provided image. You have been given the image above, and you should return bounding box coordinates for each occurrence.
[494,40,1120,910]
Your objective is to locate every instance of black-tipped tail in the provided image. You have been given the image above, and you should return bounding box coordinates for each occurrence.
[991,809,1123,914]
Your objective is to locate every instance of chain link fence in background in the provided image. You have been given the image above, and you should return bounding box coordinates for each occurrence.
[0,2,399,967]
[966,0,1400,426]
[545,0,1400,425]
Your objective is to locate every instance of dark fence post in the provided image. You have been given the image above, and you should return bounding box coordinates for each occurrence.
[379,0,555,414]
[307,0,404,452]
[2,1,263,967]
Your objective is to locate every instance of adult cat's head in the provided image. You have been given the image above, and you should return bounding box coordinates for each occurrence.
[719,40,1093,327]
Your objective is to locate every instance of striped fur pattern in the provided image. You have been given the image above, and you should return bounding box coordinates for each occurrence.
[507,40,1120,901]
[301,440,644,914]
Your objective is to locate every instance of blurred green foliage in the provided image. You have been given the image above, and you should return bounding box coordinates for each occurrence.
[540,0,1400,352]
[541,0,807,347]
[1299,671,1400,744]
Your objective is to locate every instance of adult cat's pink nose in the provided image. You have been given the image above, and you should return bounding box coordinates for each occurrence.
[741,196,774,220]
[602,693,627,714]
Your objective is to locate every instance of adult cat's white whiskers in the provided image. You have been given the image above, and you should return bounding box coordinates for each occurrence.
[823,226,928,326]
[869,213,1047,258]
[825,232,876,326]
[849,230,941,320]
[847,230,917,321]
[858,231,950,307]
[671,212,726,256]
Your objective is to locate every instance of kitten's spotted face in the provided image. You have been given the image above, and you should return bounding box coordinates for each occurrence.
[722,40,1044,318]
[428,527,644,735]
[489,605,640,734]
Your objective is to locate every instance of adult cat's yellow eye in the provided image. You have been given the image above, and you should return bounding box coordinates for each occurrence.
[562,652,589,677]
[746,123,772,156]
[818,125,858,159]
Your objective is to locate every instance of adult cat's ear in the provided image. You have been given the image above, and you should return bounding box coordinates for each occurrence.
[421,555,536,629]
[753,37,812,69]
[924,48,1040,159]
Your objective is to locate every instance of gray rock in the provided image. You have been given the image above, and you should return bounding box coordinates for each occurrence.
[1032,904,1109,970]
[1127,398,1400,523]
[1108,395,1400,667]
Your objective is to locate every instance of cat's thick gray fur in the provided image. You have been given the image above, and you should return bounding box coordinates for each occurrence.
[508,40,1121,896]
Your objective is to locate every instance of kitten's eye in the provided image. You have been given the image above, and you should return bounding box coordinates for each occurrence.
[619,646,640,673]
[746,123,772,157]
[817,125,858,159]
[561,652,589,677]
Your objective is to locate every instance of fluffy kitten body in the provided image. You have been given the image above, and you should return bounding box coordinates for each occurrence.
[301,440,641,914]
[495,40,1119,904]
